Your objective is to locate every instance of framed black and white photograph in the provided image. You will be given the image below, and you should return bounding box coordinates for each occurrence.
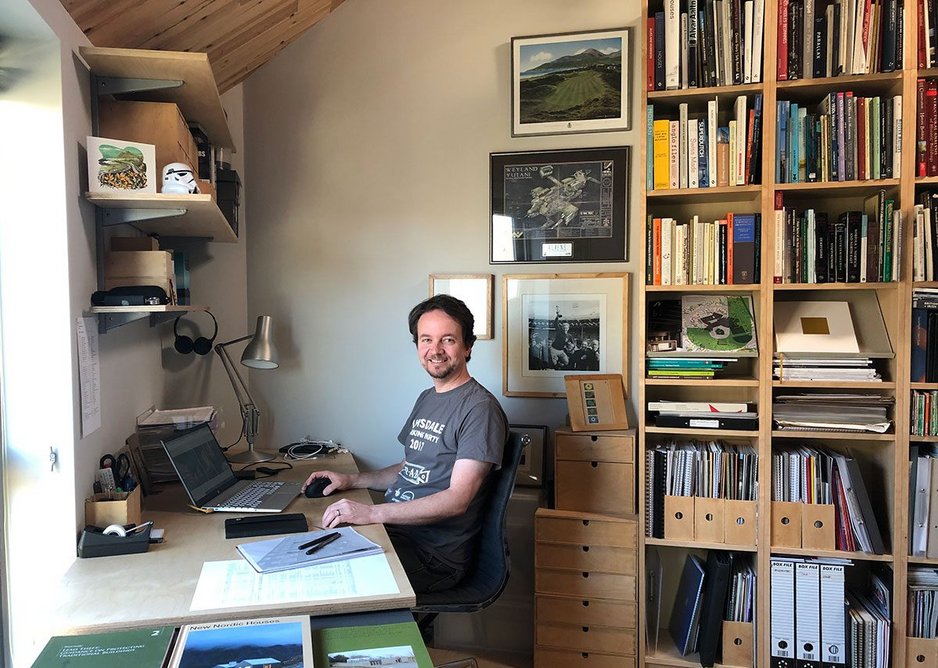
[511,27,631,137]
[502,273,630,397]
[428,273,494,340]
[490,146,630,264]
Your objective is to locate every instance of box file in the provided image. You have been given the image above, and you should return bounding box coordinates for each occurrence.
[771,558,796,668]
[795,560,821,668]
[819,562,847,668]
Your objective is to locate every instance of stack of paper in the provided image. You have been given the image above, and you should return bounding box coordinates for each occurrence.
[773,394,893,432]
[773,357,882,382]
[237,526,383,574]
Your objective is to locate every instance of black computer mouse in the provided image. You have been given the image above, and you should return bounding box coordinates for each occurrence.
[304,478,330,498]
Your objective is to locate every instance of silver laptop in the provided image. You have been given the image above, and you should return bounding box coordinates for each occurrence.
[161,424,301,512]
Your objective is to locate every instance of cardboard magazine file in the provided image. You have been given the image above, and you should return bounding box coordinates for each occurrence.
[724,499,757,545]
[721,620,754,667]
[85,485,141,527]
[771,500,803,548]
[906,637,938,667]
[664,495,695,540]
[694,496,725,543]
[802,503,836,550]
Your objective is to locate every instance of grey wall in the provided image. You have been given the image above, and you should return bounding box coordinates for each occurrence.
[243,0,643,470]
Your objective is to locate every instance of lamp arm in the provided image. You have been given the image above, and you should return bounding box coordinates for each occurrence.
[215,341,260,446]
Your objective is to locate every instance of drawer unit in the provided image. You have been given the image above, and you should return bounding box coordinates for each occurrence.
[535,508,639,666]
[555,428,635,515]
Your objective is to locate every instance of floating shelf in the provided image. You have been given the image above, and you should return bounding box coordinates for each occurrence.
[86,192,237,242]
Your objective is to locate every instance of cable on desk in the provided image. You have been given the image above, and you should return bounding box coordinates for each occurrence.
[280,439,346,460]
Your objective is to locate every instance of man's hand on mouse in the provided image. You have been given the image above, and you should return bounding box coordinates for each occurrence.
[322,498,375,528]
[301,471,350,496]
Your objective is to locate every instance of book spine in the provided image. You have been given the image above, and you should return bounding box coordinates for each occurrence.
[680,103,689,188]
[654,119,671,190]
[778,0,790,79]
[655,12,666,90]
[919,78,928,176]
[689,0,700,87]
[670,120,681,189]
[666,0,681,89]
[647,105,655,190]
[647,16,657,92]
[646,215,655,285]
[752,0,765,82]
[708,99,718,186]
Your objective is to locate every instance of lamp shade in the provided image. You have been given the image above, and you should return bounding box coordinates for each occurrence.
[240,315,278,369]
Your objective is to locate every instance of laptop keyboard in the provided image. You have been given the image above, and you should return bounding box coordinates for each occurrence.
[222,481,284,509]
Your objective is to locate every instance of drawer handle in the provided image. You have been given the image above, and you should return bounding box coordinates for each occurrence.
[582,545,590,552]
[581,572,589,578]
[581,654,589,659]
[581,626,590,632]
[581,600,590,607]
[591,461,598,468]
[581,520,590,526]
[590,435,598,442]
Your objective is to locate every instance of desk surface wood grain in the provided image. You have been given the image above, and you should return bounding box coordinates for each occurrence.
[54,452,415,634]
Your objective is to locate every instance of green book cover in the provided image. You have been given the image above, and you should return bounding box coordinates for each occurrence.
[31,626,175,668]
[313,621,433,668]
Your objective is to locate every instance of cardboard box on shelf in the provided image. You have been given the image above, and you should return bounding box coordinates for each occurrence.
[197,179,215,201]
[98,99,198,175]
[85,485,142,528]
[110,236,160,252]
[104,250,176,304]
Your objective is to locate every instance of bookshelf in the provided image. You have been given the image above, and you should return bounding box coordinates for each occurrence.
[639,0,919,666]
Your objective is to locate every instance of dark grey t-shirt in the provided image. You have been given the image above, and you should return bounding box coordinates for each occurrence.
[386,377,508,568]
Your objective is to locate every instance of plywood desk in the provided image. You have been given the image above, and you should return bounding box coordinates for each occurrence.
[52,452,415,634]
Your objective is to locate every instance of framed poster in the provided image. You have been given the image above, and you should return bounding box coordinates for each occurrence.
[429,274,494,340]
[502,273,630,397]
[511,28,632,136]
[490,146,630,264]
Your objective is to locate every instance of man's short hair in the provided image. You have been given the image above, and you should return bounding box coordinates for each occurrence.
[408,294,477,358]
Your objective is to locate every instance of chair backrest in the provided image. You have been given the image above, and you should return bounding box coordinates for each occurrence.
[412,430,526,612]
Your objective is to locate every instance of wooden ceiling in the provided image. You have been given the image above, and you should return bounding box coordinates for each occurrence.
[60,0,346,92]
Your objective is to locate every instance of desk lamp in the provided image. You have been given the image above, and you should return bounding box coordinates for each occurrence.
[215,315,278,464]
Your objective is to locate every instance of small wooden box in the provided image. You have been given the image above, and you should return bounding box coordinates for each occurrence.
[802,503,836,550]
[84,485,141,528]
[722,620,754,667]
[771,501,803,548]
[98,99,198,172]
[664,495,695,540]
[724,499,757,545]
[694,497,725,543]
[554,429,635,516]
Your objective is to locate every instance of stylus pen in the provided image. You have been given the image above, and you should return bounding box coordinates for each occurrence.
[305,532,341,555]
[298,531,339,551]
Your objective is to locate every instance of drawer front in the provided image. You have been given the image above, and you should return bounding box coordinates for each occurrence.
[535,647,636,668]
[536,542,637,575]
[536,568,637,600]
[536,514,638,547]
[556,461,635,515]
[556,433,634,463]
[535,594,637,629]
[536,622,637,655]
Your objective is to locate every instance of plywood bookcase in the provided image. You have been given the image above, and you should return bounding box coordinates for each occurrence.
[639,1,919,666]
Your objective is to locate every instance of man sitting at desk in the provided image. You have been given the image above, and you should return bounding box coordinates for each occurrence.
[303,294,508,594]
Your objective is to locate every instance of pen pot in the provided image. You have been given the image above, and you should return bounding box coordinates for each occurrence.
[84,485,141,527]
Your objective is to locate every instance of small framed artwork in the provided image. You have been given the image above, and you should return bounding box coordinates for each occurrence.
[429,274,494,340]
[511,27,632,137]
[490,146,630,264]
[564,374,629,431]
[87,136,157,194]
[502,272,630,397]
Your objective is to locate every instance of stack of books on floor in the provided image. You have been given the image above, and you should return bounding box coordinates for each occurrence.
[909,444,938,558]
[908,567,938,638]
[912,288,938,382]
[773,393,893,433]
[772,445,886,553]
[648,399,758,430]
[773,357,882,382]
[646,356,738,379]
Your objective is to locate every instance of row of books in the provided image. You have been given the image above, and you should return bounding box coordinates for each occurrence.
[778,0,903,80]
[646,95,763,191]
[773,393,893,433]
[920,0,938,68]
[645,213,761,286]
[645,356,740,378]
[911,289,938,382]
[647,0,766,91]
[772,201,900,285]
[775,94,902,184]
[909,444,938,558]
[771,558,892,668]
[911,390,938,436]
[772,445,886,553]
[913,194,938,281]
[908,566,938,638]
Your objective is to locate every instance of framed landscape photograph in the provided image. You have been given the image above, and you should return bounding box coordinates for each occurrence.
[429,274,494,340]
[511,27,631,137]
[490,146,630,264]
[502,273,630,397]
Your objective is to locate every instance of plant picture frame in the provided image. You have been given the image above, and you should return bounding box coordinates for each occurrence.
[511,27,632,137]
[490,146,630,264]
[502,273,630,397]
[428,274,494,340]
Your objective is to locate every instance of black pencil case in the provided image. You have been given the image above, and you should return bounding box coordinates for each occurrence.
[224,512,309,539]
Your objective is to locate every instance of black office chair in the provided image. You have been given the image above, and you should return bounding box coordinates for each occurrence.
[413,430,527,635]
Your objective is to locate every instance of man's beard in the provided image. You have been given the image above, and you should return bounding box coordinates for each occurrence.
[424,356,458,380]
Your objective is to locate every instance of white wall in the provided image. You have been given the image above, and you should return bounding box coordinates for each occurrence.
[243,0,643,470]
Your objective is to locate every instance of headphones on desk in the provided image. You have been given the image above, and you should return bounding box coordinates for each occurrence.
[173,311,218,355]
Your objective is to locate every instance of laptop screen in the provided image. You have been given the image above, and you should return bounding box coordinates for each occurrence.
[162,424,237,506]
